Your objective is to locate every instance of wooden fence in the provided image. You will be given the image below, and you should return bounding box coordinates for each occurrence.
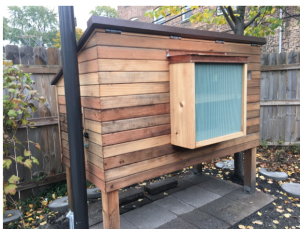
[260,51,300,144]
[3,45,64,199]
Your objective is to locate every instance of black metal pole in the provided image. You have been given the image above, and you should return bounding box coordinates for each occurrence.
[58,6,89,228]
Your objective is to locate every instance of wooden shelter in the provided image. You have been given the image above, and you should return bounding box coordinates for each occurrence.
[51,16,266,228]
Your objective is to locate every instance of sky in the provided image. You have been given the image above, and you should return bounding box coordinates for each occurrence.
[2,5,118,46]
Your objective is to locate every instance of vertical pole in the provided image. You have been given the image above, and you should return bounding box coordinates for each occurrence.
[102,191,120,229]
[58,6,89,228]
[66,166,73,211]
[244,147,256,194]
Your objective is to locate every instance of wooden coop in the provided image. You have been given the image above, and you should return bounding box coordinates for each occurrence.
[51,16,266,228]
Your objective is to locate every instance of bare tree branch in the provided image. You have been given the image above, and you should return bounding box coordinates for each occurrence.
[219,6,235,32]
[227,6,236,23]
[244,8,262,29]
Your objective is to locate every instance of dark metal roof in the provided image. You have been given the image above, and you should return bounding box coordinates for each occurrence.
[51,15,267,85]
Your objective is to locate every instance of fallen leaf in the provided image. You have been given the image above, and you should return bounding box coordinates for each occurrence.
[29,204,33,209]
[138,199,143,202]
[39,215,44,219]
[287,208,294,212]
[276,209,284,213]
[273,220,279,224]
[28,218,34,221]
[40,221,47,225]
[284,213,291,218]
[253,220,263,225]
[140,182,147,186]
[238,225,246,229]
[7,214,12,217]
[36,210,42,214]
[257,211,262,216]
[164,192,168,195]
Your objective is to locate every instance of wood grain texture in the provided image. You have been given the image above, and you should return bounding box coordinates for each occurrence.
[102,124,171,146]
[101,114,170,134]
[87,142,103,158]
[59,105,66,114]
[247,110,260,119]
[98,72,169,84]
[98,59,169,72]
[247,125,260,135]
[92,32,261,55]
[103,134,171,158]
[61,131,68,141]
[78,59,98,74]
[60,122,68,132]
[86,151,103,169]
[102,190,120,229]
[170,63,195,149]
[105,139,259,185]
[79,73,99,85]
[85,119,102,134]
[247,95,260,103]
[86,130,102,145]
[103,144,176,170]
[247,118,260,127]
[247,102,260,111]
[84,104,170,122]
[66,166,73,211]
[81,97,101,109]
[244,147,256,193]
[99,82,169,97]
[78,46,98,63]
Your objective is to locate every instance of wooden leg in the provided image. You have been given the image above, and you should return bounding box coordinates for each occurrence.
[244,147,256,194]
[193,163,203,175]
[102,190,120,229]
[66,166,73,211]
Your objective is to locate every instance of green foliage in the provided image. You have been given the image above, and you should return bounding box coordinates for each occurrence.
[5,6,58,47]
[278,138,285,145]
[90,6,118,18]
[145,6,288,37]
[53,28,84,48]
[289,143,300,154]
[260,139,268,149]
[3,17,10,41]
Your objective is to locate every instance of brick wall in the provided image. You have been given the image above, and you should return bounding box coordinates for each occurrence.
[117,6,300,54]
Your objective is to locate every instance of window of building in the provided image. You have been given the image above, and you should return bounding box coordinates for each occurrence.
[153,15,165,25]
[130,17,138,21]
[182,6,192,21]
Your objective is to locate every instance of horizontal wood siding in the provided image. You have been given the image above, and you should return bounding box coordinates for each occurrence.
[56,29,261,191]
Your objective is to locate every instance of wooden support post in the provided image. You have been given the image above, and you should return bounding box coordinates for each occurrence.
[102,190,120,229]
[66,166,73,211]
[193,163,203,175]
[244,147,256,194]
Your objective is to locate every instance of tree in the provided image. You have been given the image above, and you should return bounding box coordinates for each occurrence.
[6,6,59,47]
[53,28,84,48]
[90,6,118,18]
[146,6,290,180]
[3,17,10,41]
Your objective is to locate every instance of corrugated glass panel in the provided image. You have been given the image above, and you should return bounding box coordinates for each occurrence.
[195,63,243,142]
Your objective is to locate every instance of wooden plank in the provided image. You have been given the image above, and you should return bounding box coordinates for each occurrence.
[247,110,260,119]
[252,71,261,79]
[66,166,73,211]
[85,119,102,134]
[62,139,69,150]
[78,46,98,63]
[242,64,248,135]
[78,59,98,74]
[98,72,169,84]
[36,75,52,117]
[98,59,169,72]
[61,131,68,141]
[97,46,167,60]
[85,160,105,181]
[169,55,249,64]
[286,69,297,141]
[87,142,103,158]
[86,151,103,169]
[57,87,65,96]
[34,46,48,65]
[81,97,101,109]
[101,114,170,134]
[57,85,100,97]
[18,116,58,128]
[58,95,66,105]
[106,140,259,192]
[260,55,269,140]
[57,77,64,87]
[196,132,244,148]
[79,73,99,85]
[261,63,300,71]
[60,113,67,123]
[99,82,169,97]
[86,130,102,145]
[247,79,260,87]
[170,63,195,149]
[60,122,68,132]
[19,65,61,74]
[84,103,170,122]
[248,63,261,71]
[100,93,170,109]
[247,102,260,111]
[92,32,261,55]
[102,124,171,146]
[103,134,171,158]
[48,47,59,65]
[247,125,260,135]
[247,95,260,103]
[244,147,256,193]
[20,46,34,65]
[247,87,260,95]
[16,173,66,191]
[105,139,259,183]
[103,144,176,170]
[102,190,120,229]
[59,105,66,114]
[5,45,20,64]
[260,100,300,106]
[247,118,260,127]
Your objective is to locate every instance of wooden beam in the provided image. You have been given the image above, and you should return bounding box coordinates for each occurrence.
[19,65,61,73]
[260,100,300,106]
[16,173,66,191]
[66,166,73,211]
[19,116,58,128]
[244,147,256,193]
[261,63,300,71]
[169,54,249,64]
[102,190,120,229]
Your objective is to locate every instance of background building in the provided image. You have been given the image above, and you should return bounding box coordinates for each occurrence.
[118,6,300,54]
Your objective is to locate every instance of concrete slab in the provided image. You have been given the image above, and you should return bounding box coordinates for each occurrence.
[259,168,288,181]
[172,186,221,208]
[48,196,69,212]
[122,202,177,229]
[175,173,211,185]
[156,217,198,229]
[89,215,138,229]
[88,201,103,227]
[281,183,300,198]
[145,177,178,195]
[3,210,22,224]
[216,160,234,169]
[199,196,234,215]
[87,187,101,199]
[155,196,195,215]
[198,178,240,196]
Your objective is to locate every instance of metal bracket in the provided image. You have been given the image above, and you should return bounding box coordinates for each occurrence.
[216,40,225,44]
[105,29,121,34]
[251,43,259,46]
[83,132,89,139]
[170,36,181,40]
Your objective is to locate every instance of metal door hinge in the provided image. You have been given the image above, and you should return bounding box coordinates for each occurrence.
[170,36,181,40]
[105,29,121,34]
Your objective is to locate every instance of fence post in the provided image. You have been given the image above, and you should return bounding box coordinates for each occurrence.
[34,46,48,65]
[20,46,34,65]
[48,47,59,65]
[5,45,20,64]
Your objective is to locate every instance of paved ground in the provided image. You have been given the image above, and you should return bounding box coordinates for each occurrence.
[89,174,275,229]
